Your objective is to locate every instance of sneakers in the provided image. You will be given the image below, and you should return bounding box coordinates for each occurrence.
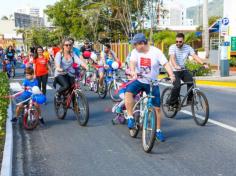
[127,118,135,129]
[11,117,18,123]
[156,131,165,142]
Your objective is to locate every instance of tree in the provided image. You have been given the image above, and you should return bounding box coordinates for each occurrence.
[1,16,8,20]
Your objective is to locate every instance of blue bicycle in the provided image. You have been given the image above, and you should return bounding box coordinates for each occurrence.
[129,76,157,153]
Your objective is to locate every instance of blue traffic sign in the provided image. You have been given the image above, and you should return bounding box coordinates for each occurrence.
[222,17,229,25]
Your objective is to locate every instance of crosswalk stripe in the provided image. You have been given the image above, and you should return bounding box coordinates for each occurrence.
[10,82,53,92]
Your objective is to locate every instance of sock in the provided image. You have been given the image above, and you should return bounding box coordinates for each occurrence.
[156,129,161,132]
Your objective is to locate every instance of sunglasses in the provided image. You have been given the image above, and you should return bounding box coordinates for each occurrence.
[176,40,183,44]
[64,44,72,47]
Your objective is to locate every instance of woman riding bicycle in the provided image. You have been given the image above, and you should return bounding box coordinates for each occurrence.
[54,38,88,98]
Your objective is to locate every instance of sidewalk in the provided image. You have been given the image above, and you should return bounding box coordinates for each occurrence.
[195,70,236,88]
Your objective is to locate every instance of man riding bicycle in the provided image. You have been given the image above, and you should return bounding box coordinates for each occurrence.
[98,44,120,90]
[168,33,209,107]
[80,39,94,58]
[54,38,87,98]
[125,33,175,142]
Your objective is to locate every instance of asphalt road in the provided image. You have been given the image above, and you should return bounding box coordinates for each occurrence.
[11,68,236,176]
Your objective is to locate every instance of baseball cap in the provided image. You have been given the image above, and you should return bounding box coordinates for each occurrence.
[130,33,147,44]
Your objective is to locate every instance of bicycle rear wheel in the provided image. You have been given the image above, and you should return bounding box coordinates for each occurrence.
[161,87,178,118]
[142,107,156,153]
[74,90,89,126]
[191,90,209,126]
[23,108,39,130]
[54,95,67,119]
[109,82,122,102]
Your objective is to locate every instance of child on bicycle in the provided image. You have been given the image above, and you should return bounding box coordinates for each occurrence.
[11,67,45,124]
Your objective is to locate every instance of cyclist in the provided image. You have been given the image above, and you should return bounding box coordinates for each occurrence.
[11,67,45,124]
[54,38,88,98]
[68,37,81,57]
[98,43,120,90]
[124,33,175,142]
[168,33,209,107]
[5,45,16,66]
[80,39,94,58]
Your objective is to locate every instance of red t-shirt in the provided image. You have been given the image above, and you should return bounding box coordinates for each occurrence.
[52,47,60,57]
[33,57,48,76]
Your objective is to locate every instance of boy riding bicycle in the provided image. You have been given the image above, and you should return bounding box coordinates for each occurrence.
[11,67,45,124]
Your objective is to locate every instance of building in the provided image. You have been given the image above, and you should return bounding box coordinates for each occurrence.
[14,12,44,28]
[142,0,194,29]
[17,5,40,17]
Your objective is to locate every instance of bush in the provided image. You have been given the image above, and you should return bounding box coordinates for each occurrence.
[0,72,10,136]
[185,60,212,76]
[229,57,236,67]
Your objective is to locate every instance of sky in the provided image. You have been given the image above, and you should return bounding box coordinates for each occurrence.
[0,0,211,18]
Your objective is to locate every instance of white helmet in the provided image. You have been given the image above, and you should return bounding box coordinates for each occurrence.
[90,52,97,62]
[32,86,41,94]
[111,61,119,70]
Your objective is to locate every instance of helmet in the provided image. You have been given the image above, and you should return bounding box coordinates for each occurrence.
[83,51,91,59]
[32,94,46,104]
[90,52,97,62]
[111,61,119,70]
[31,86,41,94]
[72,63,79,69]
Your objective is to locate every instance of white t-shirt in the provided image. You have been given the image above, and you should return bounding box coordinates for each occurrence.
[130,46,168,84]
[168,44,195,71]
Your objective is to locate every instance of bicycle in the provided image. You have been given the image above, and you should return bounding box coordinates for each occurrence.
[160,68,209,126]
[12,88,45,130]
[128,76,158,153]
[96,63,120,100]
[54,70,89,126]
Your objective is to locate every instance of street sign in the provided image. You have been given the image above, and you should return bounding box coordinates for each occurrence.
[231,37,236,51]
[222,17,229,26]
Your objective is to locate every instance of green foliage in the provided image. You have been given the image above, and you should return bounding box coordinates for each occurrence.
[185,60,212,76]
[0,72,10,136]
[229,57,236,67]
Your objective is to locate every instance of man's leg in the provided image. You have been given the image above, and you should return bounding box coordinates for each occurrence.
[169,71,182,105]
[182,70,194,102]
[150,85,165,142]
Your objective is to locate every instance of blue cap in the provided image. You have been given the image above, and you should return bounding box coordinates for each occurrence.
[130,33,147,44]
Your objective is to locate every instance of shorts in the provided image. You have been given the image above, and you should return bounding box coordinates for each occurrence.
[125,80,161,107]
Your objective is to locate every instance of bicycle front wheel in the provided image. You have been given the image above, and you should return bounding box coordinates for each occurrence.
[97,80,107,99]
[74,90,89,126]
[142,107,157,153]
[54,95,67,119]
[23,108,39,130]
[161,87,178,118]
[191,90,209,126]
[109,82,122,102]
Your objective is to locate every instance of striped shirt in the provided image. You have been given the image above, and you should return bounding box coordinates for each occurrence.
[168,44,195,71]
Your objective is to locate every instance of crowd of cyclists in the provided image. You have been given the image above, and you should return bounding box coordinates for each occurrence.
[2,32,209,146]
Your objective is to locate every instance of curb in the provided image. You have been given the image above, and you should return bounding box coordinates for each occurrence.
[196,80,236,88]
[1,101,13,176]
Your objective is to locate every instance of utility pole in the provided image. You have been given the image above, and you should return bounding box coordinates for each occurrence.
[203,0,209,58]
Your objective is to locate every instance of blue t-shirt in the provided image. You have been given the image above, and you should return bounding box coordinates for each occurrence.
[20,78,39,100]
[73,47,81,57]
[22,78,38,88]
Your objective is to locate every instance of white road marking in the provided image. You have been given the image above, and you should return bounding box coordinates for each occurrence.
[181,110,236,133]
[10,82,53,92]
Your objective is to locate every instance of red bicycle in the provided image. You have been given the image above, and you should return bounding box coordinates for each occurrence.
[54,71,89,126]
